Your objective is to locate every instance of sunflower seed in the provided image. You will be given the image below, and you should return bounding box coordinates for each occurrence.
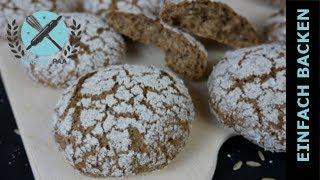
[246,161,261,167]
[258,151,265,161]
[269,160,273,164]
[233,161,243,171]
[14,129,20,135]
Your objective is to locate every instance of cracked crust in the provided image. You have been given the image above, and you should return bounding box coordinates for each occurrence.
[264,9,286,43]
[105,0,208,80]
[207,44,286,152]
[53,65,195,177]
[0,0,82,38]
[22,13,126,88]
[83,0,113,20]
[83,0,163,21]
[160,0,260,47]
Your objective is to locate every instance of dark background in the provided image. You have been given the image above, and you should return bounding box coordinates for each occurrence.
[286,1,320,180]
[0,75,33,180]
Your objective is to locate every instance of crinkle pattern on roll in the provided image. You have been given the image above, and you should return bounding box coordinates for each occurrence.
[84,0,164,20]
[0,0,82,38]
[264,9,286,43]
[22,13,125,88]
[107,0,208,80]
[53,65,195,177]
[160,0,260,47]
[208,44,286,152]
[83,0,112,20]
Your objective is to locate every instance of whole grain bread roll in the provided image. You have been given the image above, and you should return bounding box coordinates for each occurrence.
[264,9,286,43]
[53,65,195,177]
[102,0,208,80]
[160,0,260,47]
[208,44,286,152]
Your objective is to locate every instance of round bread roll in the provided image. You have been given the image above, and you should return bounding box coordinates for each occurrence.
[22,13,125,88]
[92,0,208,80]
[0,0,82,38]
[53,65,195,177]
[208,44,286,152]
[160,0,260,47]
[107,0,208,80]
[264,9,286,43]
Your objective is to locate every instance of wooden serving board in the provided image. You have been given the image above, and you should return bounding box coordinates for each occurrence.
[0,1,275,179]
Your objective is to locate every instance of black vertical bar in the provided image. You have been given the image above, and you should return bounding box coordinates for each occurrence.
[287,1,320,180]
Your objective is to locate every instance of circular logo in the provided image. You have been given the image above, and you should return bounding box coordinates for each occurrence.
[21,11,69,57]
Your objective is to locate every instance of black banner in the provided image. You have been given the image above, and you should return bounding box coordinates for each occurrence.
[287,0,320,180]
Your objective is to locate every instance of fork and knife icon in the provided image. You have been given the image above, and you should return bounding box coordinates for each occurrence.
[25,15,63,51]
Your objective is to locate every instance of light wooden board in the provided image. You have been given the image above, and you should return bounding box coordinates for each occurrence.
[0,1,275,179]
